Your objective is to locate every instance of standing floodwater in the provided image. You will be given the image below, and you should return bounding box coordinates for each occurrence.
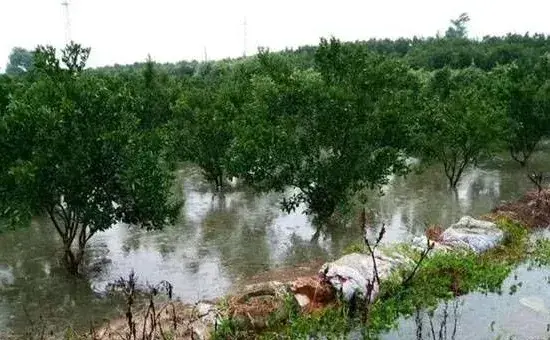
[0,150,549,336]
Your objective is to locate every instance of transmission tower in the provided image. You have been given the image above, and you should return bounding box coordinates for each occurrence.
[61,0,72,44]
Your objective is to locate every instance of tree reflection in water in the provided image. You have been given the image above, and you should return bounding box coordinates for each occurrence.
[415,300,461,340]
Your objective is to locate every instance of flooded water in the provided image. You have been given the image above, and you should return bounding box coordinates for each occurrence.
[0,149,549,337]
[381,264,550,340]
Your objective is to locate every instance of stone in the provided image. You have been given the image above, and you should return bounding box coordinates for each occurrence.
[228,281,293,331]
[291,276,335,302]
[319,251,409,302]
[411,235,455,253]
[441,216,504,253]
[236,281,288,303]
[294,293,310,307]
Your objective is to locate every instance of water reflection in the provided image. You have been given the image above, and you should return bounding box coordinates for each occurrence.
[413,301,461,340]
[367,152,550,243]
[0,220,122,336]
[0,150,549,336]
[382,264,550,340]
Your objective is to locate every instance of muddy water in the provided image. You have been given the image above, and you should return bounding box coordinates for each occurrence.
[380,263,550,340]
[0,150,549,336]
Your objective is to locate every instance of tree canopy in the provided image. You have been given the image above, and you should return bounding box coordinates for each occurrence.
[497,55,550,166]
[229,39,417,224]
[412,67,506,188]
[0,43,180,274]
[5,47,34,75]
[2,13,550,272]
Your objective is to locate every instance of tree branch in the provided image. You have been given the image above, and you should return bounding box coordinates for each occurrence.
[402,237,434,287]
[46,206,65,241]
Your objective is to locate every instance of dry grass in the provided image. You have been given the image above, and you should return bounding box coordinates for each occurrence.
[425,224,444,242]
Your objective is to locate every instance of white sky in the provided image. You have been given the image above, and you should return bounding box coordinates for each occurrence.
[1,0,549,70]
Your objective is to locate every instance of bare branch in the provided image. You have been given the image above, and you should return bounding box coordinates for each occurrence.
[46,206,65,241]
[402,237,434,287]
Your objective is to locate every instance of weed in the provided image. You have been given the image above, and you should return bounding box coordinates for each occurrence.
[530,239,550,266]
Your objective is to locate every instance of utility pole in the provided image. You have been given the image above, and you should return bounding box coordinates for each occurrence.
[61,0,72,44]
[203,46,208,62]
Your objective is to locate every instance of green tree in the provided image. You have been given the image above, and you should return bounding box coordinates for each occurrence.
[445,13,470,39]
[0,74,13,112]
[173,61,251,191]
[413,67,505,188]
[137,55,176,131]
[0,43,180,275]
[498,56,550,166]
[230,39,417,225]
[5,47,34,75]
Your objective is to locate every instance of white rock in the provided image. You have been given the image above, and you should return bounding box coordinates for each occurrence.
[411,236,456,254]
[441,216,503,253]
[319,251,408,302]
[294,293,310,307]
[190,302,219,340]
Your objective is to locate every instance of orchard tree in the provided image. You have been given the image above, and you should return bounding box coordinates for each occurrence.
[498,56,550,166]
[413,67,505,188]
[0,74,13,112]
[5,47,34,75]
[173,61,253,191]
[136,55,177,131]
[0,43,180,275]
[230,39,417,224]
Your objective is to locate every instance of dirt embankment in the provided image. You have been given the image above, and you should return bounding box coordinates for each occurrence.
[491,189,550,228]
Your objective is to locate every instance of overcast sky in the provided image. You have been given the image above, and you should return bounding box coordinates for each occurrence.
[1,0,549,70]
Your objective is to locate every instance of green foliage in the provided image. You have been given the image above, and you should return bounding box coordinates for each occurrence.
[230,39,416,224]
[3,14,550,271]
[172,62,244,190]
[0,75,13,111]
[483,218,529,263]
[342,242,366,255]
[259,304,353,340]
[0,43,180,274]
[445,13,470,39]
[496,55,550,166]
[136,55,177,131]
[412,66,506,188]
[530,239,550,266]
[5,47,34,75]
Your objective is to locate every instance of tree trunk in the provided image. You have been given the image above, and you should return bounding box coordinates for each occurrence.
[449,176,455,189]
[47,204,91,276]
[217,174,224,192]
[64,247,83,276]
[510,150,527,167]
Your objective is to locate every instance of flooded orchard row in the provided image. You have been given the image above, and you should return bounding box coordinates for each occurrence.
[0,150,549,337]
